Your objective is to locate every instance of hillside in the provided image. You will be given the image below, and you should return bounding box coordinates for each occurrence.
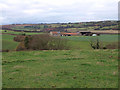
[2,20,119,33]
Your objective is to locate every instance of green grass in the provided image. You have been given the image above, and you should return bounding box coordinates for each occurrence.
[68,41,91,50]
[62,34,118,50]
[1,34,19,50]
[2,49,118,88]
[62,35,118,42]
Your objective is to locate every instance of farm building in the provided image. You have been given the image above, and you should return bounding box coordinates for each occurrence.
[60,32,80,36]
[50,31,81,36]
[50,31,105,36]
[50,31,61,36]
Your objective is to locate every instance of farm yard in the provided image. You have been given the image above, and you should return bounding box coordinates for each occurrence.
[1,29,119,88]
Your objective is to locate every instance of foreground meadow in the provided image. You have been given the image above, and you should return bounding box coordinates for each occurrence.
[2,49,118,88]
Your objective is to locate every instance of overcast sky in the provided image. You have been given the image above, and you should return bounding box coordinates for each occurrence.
[0,0,119,24]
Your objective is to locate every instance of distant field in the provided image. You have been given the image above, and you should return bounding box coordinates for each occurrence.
[62,35,118,42]
[1,33,118,51]
[1,30,44,35]
[2,49,118,88]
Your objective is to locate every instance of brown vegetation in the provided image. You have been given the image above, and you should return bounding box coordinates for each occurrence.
[14,35,26,42]
[16,34,69,51]
[0,50,9,52]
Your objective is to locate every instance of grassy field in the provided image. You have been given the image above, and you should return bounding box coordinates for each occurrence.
[2,49,118,88]
[1,32,118,88]
[1,34,19,50]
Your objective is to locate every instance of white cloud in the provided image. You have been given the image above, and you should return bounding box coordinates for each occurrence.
[0,0,119,24]
[23,9,45,14]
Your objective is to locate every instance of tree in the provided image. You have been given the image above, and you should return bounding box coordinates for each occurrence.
[24,36,29,49]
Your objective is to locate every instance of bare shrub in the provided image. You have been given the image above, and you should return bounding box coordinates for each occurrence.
[28,34,50,50]
[47,37,69,50]
[14,35,26,42]
[1,49,9,52]
[16,34,69,51]
[89,37,103,49]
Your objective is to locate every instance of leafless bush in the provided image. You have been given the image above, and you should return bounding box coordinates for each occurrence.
[47,37,69,50]
[89,37,103,49]
[14,35,26,42]
[16,34,69,51]
[29,34,51,50]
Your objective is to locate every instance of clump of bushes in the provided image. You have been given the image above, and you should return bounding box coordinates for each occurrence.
[89,37,103,49]
[16,34,69,51]
[89,37,118,49]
